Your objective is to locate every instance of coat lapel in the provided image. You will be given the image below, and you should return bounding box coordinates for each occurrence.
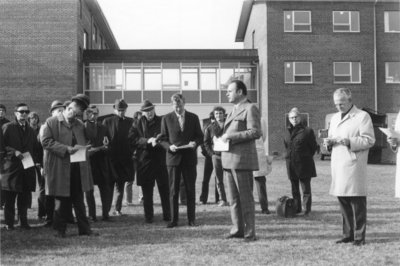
[224,103,246,129]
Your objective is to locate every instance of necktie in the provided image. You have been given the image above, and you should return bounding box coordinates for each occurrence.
[178,115,184,131]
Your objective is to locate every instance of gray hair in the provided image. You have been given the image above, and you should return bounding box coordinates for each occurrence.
[288,107,300,116]
[333,88,352,101]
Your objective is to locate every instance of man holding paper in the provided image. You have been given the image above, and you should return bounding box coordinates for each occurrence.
[41,94,95,237]
[386,111,400,198]
[159,93,203,228]
[1,103,38,230]
[221,80,261,242]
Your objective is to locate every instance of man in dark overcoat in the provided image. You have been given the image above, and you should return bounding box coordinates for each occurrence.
[0,104,10,209]
[1,103,37,230]
[128,100,170,223]
[102,99,134,216]
[284,107,318,215]
[159,93,203,228]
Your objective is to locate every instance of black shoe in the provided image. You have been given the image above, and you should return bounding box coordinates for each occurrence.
[54,231,66,238]
[335,237,353,244]
[79,231,99,237]
[353,240,365,246]
[102,216,112,222]
[90,216,97,222]
[244,237,257,242]
[145,218,153,224]
[3,225,14,231]
[19,223,31,230]
[166,222,177,228]
[43,221,53,227]
[261,209,271,215]
[188,221,197,227]
[163,216,171,222]
[225,233,244,239]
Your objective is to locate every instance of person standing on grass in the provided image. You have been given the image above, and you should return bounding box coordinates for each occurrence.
[324,88,375,246]
[128,100,170,224]
[221,80,261,242]
[84,105,114,222]
[159,93,203,228]
[0,104,10,210]
[284,107,318,216]
[41,94,96,237]
[1,103,38,230]
[102,99,134,216]
[253,136,271,215]
[387,110,400,199]
[203,106,228,207]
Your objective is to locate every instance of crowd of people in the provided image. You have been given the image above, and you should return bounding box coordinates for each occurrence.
[0,83,398,245]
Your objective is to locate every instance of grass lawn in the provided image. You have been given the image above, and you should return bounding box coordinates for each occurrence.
[1,158,399,265]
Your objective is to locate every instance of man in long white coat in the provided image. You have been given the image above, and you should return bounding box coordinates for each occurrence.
[387,111,400,198]
[324,88,375,246]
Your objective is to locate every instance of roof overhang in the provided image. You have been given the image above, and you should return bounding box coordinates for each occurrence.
[235,0,254,42]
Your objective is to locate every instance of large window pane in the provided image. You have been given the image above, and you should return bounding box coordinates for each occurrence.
[334,62,360,83]
[182,68,198,90]
[236,68,256,90]
[386,62,400,83]
[201,68,218,90]
[163,69,180,90]
[385,11,400,32]
[334,62,350,75]
[285,62,294,83]
[295,62,311,75]
[144,68,161,91]
[125,68,141,91]
[104,64,123,90]
[88,67,103,90]
[285,62,312,83]
[220,68,235,89]
[294,11,310,24]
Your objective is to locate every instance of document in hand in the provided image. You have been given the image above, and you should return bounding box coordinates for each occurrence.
[21,152,35,169]
[213,136,229,152]
[379,127,400,139]
[70,145,89,163]
[175,144,193,150]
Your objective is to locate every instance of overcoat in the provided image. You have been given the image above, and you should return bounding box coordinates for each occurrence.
[328,106,375,196]
[221,100,261,170]
[253,137,272,177]
[394,111,400,198]
[1,121,37,192]
[283,124,317,180]
[40,114,93,197]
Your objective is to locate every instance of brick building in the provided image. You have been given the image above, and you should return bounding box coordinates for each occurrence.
[0,0,118,119]
[236,0,400,160]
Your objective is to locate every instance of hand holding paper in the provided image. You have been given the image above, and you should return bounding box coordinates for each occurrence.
[213,136,229,152]
[70,145,91,163]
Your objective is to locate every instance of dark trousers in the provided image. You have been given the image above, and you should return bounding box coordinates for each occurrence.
[290,178,312,213]
[141,171,170,221]
[338,196,367,241]
[3,190,30,227]
[199,155,214,203]
[110,180,125,212]
[53,163,90,235]
[167,164,196,224]
[85,183,113,219]
[36,166,46,218]
[254,176,269,211]
[45,195,55,223]
[211,155,227,202]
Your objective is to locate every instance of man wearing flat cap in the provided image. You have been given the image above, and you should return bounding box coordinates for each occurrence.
[102,99,134,216]
[128,100,170,223]
[40,94,95,237]
[49,100,65,117]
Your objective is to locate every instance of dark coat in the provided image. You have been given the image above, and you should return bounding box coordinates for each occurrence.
[102,114,134,182]
[128,115,167,186]
[85,120,115,186]
[204,121,224,157]
[284,124,317,180]
[159,111,203,167]
[1,121,37,192]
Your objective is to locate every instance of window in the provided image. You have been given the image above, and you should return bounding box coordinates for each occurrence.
[284,11,311,32]
[333,62,361,83]
[104,65,123,90]
[182,68,198,90]
[88,66,103,90]
[125,69,141,90]
[220,68,235,89]
[385,62,400,83]
[144,68,161,91]
[201,68,218,90]
[385,11,400,33]
[83,31,88,49]
[162,68,180,90]
[236,68,256,90]
[333,11,360,32]
[285,62,313,83]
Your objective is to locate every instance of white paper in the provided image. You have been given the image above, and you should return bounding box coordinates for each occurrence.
[21,152,35,169]
[379,127,400,139]
[70,146,88,163]
[213,136,229,152]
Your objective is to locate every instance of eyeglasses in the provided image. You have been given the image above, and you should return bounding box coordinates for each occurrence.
[17,110,30,114]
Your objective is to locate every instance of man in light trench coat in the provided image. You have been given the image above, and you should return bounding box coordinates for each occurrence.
[324,88,375,246]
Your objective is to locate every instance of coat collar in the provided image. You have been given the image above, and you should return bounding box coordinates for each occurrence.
[224,99,248,127]
[337,105,358,126]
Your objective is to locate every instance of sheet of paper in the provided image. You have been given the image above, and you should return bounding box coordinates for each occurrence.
[175,144,193,150]
[213,136,229,152]
[379,127,400,139]
[70,146,88,163]
[21,152,35,169]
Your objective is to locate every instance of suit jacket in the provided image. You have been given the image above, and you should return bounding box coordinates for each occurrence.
[204,121,224,157]
[284,124,317,180]
[221,99,261,170]
[1,121,37,192]
[159,111,203,167]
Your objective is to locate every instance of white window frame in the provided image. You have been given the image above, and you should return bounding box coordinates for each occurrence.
[285,62,313,84]
[333,62,361,84]
[333,11,360,32]
[385,62,400,83]
[384,11,400,33]
[284,11,312,32]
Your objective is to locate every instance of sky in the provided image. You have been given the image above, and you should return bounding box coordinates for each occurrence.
[97,0,245,49]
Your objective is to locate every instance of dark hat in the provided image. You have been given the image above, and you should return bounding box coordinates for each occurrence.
[71,94,90,110]
[49,100,64,114]
[113,99,128,111]
[140,99,154,112]
[0,104,6,111]
[86,104,99,113]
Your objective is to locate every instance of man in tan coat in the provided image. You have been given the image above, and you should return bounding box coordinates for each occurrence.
[324,88,375,246]
[221,80,261,242]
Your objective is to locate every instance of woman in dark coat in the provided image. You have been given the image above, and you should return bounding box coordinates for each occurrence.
[284,107,317,215]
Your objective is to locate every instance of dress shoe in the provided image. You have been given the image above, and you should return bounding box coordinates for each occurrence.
[335,237,353,244]
[54,231,66,238]
[188,221,197,227]
[145,218,153,224]
[3,225,14,231]
[102,216,112,222]
[218,200,228,207]
[262,209,271,215]
[244,237,257,242]
[353,240,365,246]
[166,222,177,228]
[113,211,123,216]
[225,233,244,239]
[163,216,171,222]
[19,223,31,230]
[90,216,97,222]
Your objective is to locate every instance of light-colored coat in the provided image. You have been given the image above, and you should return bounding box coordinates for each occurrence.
[221,99,261,170]
[328,106,375,196]
[40,114,93,197]
[394,112,400,198]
